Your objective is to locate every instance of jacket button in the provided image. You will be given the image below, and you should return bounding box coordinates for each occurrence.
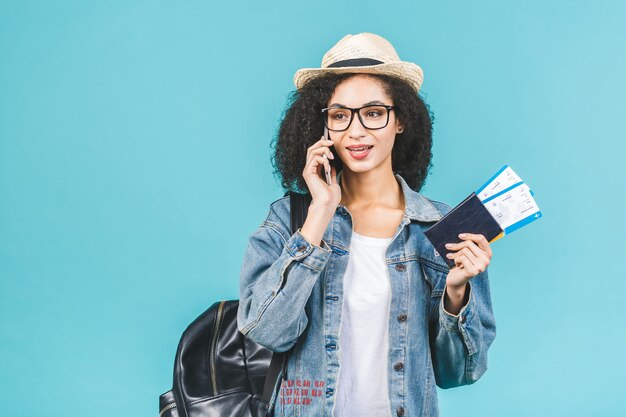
[395,264,406,271]
[394,362,404,372]
[297,245,307,252]
[396,406,405,416]
[397,313,407,322]
[326,388,334,397]
[460,315,466,324]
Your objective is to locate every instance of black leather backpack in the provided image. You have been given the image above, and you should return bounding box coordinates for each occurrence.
[159,192,312,417]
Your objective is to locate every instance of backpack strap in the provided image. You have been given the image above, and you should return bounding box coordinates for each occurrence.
[289,191,312,237]
[261,191,312,405]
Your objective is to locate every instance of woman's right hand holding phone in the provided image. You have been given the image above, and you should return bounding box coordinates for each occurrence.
[300,135,342,246]
[303,135,341,209]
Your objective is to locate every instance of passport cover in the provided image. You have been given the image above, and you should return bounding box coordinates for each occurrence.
[424,192,503,268]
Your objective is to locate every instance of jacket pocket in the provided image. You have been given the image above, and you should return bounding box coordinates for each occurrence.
[420,260,448,321]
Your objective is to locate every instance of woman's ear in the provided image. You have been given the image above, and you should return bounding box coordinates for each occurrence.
[395,118,405,134]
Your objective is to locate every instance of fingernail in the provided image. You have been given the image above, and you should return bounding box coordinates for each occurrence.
[459,233,466,239]
[445,243,453,249]
[329,153,334,159]
[446,253,453,258]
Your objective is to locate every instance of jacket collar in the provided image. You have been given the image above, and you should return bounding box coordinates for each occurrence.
[336,171,442,222]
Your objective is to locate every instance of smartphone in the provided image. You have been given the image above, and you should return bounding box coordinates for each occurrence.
[322,126,333,185]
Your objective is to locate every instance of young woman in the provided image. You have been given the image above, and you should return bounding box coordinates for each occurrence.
[237,33,496,417]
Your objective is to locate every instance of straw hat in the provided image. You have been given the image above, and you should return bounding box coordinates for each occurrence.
[293,32,424,92]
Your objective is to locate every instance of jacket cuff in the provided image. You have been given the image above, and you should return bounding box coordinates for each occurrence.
[439,282,473,334]
[284,228,332,272]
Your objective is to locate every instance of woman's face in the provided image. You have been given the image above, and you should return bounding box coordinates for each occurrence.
[326,74,403,176]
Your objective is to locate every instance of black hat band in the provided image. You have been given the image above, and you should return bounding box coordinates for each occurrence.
[327,58,384,68]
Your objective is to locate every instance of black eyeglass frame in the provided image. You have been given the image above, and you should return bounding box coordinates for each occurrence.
[321,104,396,132]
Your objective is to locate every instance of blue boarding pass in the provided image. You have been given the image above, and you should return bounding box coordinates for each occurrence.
[475,165,542,236]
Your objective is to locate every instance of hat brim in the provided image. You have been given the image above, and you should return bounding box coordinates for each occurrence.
[293,61,424,93]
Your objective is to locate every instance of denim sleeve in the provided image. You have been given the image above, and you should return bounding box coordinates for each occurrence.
[237,205,332,353]
[429,267,497,389]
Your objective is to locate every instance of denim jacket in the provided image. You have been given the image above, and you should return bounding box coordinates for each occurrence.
[237,173,496,417]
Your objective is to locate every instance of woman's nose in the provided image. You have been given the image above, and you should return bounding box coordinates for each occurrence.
[346,111,368,138]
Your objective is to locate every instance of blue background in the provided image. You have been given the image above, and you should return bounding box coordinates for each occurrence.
[1,1,625,416]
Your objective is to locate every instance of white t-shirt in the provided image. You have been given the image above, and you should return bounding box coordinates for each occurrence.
[334,230,393,417]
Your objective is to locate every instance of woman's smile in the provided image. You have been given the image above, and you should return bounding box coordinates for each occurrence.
[346,144,374,159]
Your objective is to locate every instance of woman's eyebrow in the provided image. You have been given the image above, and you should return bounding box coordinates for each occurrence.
[327,100,387,107]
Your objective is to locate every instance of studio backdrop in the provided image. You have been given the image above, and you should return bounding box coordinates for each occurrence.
[1,1,625,416]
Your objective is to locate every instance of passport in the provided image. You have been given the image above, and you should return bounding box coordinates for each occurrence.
[424,192,503,268]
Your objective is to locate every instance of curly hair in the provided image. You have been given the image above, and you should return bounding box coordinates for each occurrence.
[270,73,434,193]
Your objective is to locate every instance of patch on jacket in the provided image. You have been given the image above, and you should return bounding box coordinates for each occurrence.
[280,379,325,406]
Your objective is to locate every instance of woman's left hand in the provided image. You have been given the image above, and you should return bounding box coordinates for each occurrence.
[444,233,493,289]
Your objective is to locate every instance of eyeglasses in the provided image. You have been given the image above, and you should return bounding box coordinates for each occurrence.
[321,104,395,132]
